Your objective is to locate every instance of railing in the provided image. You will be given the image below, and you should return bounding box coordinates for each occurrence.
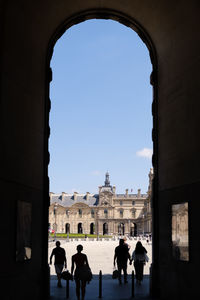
[131,270,135,298]
[99,270,102,298]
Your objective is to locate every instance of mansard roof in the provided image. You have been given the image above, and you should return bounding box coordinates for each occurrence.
[50,191,148,208]
[51,194,99,207]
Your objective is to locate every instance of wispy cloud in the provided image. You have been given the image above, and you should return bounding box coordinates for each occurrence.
[91,170,101,176]
[136,148,153,159]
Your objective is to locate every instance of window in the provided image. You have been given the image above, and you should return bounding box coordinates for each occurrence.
[120,209,123,218]
[120,200,123,206]
[132,201,135,206]
[91,209,95,218]
[132,210,135,218]
[79,209,82,217]
[66,209,69,216]
[104,209,108,218]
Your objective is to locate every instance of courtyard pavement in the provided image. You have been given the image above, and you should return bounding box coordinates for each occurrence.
[49,238,152,299]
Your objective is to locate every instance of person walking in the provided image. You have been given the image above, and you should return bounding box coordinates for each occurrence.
[50,241,67,287]
[131,241,148,285]
[71,244,91,300]
[114,239,131,284]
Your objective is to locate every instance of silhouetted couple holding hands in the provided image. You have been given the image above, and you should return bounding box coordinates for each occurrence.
[114,239,148,285]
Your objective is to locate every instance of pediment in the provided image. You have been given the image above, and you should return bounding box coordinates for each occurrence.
[71,202,90,209]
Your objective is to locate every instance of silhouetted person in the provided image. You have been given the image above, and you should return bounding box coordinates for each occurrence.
[114,239,131,284]
[71,244,90,300]
[132,241,148,285]
[50,241,67,287]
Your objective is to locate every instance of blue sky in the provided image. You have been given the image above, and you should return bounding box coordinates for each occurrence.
[49,19,152,194]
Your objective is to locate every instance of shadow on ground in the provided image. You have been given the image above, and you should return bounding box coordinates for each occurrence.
[50,274,153,300]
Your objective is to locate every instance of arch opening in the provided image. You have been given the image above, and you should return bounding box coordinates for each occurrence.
[78,223,83,234]
[103,222,108,235]
[65,223,70,234]
[90,223,95,235]
[47,11,157,300]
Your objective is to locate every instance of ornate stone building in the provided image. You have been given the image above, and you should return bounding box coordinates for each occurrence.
[49,170,152,236]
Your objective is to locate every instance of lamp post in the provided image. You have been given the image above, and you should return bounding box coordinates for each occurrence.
[66,209,70,241]
[128,219,130,237]
[96,210,100,241]
[142,214,145,236]
[54,203,58,240]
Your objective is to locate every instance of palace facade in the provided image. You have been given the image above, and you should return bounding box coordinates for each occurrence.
[49,169,153,236]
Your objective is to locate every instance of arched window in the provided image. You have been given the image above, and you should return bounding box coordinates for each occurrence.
[78,209,82,217]
[120,209,123,218]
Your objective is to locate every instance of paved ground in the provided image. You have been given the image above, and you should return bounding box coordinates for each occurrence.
[49,239,152,300]
[48,239,152,275]
[50,275,151,300]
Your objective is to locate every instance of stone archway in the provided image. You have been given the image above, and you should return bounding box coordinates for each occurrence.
[78,223,83,234]
[65,223,70,234]
[6,1,200,299]
[47,13,156,297]
[103,222,108,235]
[130,222,137,237]
[90,222,95,235]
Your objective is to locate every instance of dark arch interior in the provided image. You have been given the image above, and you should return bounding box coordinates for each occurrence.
[2,2,199,300]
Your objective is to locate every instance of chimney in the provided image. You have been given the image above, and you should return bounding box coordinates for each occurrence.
[125,189,128,197]
[86,192,90,201]
[62,192,65,200]
[74,192,78,201]
[113,186,116,194]
[137,189,141,197]
[49,192,54,202]
[98,186,102,194]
